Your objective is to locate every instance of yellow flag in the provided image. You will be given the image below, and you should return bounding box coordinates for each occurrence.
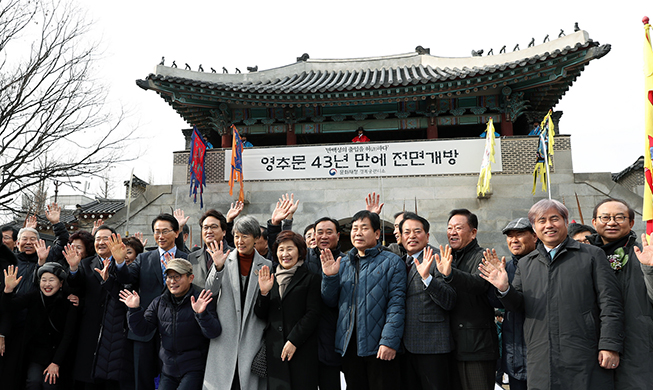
[643,20,653,241]
[477,118,496,196]
[532,110,555,194]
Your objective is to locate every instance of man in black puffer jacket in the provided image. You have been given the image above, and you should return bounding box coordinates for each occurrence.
[120,259,221,390]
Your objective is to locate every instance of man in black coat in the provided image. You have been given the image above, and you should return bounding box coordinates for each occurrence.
[589,198,653,390]
[399,212,455,390]
[438,209,498,390]
[496,218,535,390]
[481,199,623,390]
[115,214,188,390]
[303,216,345,390]
[66,224,135,389]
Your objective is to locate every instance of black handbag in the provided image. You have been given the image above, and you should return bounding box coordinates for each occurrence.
[251,342,267,378]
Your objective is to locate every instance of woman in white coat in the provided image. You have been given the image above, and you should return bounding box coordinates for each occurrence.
[203,215,271,390]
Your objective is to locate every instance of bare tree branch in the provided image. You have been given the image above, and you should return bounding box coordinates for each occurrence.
[0,0,134,216]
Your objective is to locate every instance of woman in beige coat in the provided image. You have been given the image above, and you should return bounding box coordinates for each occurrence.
[203,215,271,390]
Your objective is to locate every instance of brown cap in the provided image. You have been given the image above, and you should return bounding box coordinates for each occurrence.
[164,259,193,275]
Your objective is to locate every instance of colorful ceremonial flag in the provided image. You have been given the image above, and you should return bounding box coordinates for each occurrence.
[643,18,653,241]
[532,110,555,194]
[188,126,207,208]
[229,125,245,202]
[477,118,496,197]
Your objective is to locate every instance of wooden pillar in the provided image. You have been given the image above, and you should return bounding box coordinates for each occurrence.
[221,133,231,148]
[426,118,438,139]
[500,113,513,136]
[286,123,296,145]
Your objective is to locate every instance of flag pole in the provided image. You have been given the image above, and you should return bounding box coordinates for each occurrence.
[542,132,552,200]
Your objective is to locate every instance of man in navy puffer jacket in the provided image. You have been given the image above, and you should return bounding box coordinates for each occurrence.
[120,259,221,390]
[321,210,406,390]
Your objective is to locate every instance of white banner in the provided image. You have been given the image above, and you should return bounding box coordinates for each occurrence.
[224,139,502,181]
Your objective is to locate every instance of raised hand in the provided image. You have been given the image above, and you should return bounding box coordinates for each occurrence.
[271,195,294,225]
[45,203,61,224]
[284,193,299,219]
[414,246,435,280]
[134,232,148,247]
[4,265,23,293]
[94,258,112,281]
[43,363,59,385]
[108,233,127,264]
[207,240,230,271]
[479,248,509,292]
[163,251,173,265]
[118,289,141,308]
[63,243,82,272]
[92,219,104,236]
[365,192,384,215]
[257,265,274,296]
[320,248,341,276]
[635,233,653,266]
[24,215,37,229]
[35,239,51,265]
[226,201,244,223]
[435,244,453,277]
[281,341,297,361]
[174,209,190,229]
[191,289,214,313]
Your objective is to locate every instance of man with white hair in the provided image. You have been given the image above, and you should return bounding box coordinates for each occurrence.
[480,199,624,390]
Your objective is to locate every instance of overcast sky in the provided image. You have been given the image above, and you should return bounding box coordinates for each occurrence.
[72,0,651,197]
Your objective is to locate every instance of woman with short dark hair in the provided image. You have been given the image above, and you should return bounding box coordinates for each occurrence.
[254,230,321,390]
[2,263,77,389]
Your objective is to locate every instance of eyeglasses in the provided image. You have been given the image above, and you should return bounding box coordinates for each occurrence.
[202,224,221,232]
[596,215,628,224]
[154,229,174,236]
[165,273,187,282]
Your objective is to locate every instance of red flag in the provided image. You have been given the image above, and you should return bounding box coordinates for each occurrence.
[188,127,207,208]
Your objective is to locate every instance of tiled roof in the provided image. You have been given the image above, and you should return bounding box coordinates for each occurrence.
[123,175,149,188]
[140,31,608,96]
[612,156,644,182]
[79,199,125,214]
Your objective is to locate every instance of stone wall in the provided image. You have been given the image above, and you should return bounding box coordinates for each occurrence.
[116,136,644,255]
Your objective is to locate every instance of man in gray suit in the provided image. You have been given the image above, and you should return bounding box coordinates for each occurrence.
[399,212,456,390]
[187,209,233,290]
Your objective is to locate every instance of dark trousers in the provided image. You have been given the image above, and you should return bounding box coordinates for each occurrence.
[83,379,123,390]
[318,362,342,390]
[26,361,59,390]
[133,335,160,390]
[342,340,400,390]
[400,351,451,390]
[158,371,204,390]
[508,375,528,390]
[456,360,496,390]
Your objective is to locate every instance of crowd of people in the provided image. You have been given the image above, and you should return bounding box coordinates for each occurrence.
[1,193,652,390]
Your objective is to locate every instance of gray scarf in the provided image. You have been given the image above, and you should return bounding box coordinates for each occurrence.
[275,259,304,299]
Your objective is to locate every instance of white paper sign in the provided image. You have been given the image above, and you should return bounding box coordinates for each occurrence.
[224,139,502,181]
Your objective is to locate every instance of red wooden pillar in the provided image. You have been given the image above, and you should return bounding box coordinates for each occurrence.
[500,113,513,136]
[286,124,296,145]
[426,118,438,139]
[221,133,231,148]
